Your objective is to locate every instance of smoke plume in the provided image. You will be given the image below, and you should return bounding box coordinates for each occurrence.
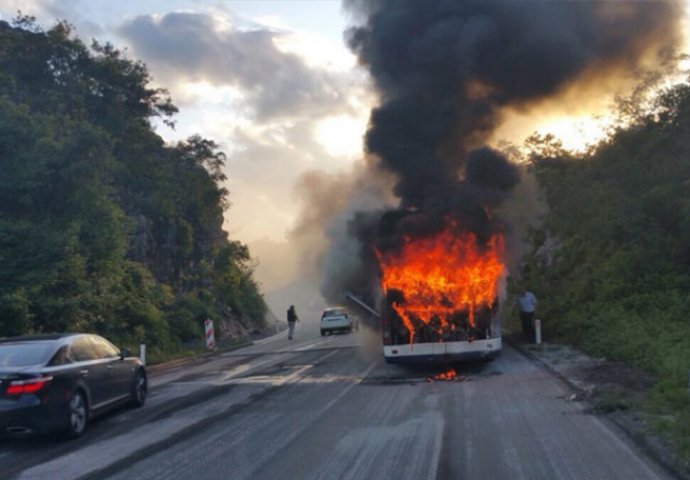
[345,0,681,210]
[316,0,682,303]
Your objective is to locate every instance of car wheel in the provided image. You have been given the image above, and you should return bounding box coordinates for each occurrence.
[130,371,147,408]
[320,329,325,336]
[65,390,88,439]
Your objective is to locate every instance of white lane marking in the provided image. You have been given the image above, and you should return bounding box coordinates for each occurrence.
[216,354,294,383]
[228,349,342,386]
[294,338,332,351]
[252,330,287,346]
[230,365,314,386]
[274,335,335,353]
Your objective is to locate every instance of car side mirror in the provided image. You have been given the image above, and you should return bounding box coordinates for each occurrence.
[120,348,129,360]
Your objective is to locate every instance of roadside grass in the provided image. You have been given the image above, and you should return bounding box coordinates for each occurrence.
[647,378,690,460]
[592,389,633,414]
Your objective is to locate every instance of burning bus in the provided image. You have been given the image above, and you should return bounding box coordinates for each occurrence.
[373,208,504,364]
[333,0,680,364]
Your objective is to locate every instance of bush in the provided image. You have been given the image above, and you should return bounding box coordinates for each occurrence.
[0,290,29,336]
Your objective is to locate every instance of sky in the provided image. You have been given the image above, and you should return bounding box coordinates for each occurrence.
[0,0,368,244]
[2,0,689,313]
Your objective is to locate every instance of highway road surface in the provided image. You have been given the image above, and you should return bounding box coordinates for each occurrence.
[1,319,674,480]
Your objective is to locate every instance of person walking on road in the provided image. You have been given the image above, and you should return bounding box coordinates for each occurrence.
[518,289,538,341]
[287,305,299,340]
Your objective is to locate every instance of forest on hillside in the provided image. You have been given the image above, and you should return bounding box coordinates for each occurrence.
[0,17,266,356]
[524,78,690,455]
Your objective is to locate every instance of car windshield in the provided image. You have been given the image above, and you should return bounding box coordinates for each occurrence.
[0,342,55,368]
[323,309,346,317]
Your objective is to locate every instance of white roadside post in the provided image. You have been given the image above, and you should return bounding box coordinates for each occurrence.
[204,318,216,351]
[139,343,146,365]
[534,319,542,345]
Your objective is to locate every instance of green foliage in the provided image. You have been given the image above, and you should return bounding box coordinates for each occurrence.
[526,78,690,459]
[0,290,29,336]
[170,292,218,343]
[0,19,265,351]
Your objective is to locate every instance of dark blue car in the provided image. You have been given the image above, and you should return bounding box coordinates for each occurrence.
[0,333,146,439]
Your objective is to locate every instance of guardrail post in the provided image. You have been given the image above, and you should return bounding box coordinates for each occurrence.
[139,343,146,365]
[534,319,542,345]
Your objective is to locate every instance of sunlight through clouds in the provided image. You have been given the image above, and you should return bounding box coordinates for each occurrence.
[535,116,613,153]
[274,31,357,72]
[315,114,366,159]
[177,81,245,105]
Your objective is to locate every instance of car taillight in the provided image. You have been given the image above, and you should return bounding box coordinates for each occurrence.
[5,376,53,395]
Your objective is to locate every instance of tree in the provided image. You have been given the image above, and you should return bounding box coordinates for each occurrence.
[0,19,265,348]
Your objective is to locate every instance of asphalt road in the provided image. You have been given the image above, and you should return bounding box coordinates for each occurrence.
[2,320,675,480]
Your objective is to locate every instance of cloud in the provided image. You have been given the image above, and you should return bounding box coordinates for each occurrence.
[115,9,372,250]
[118,11,349,121]
[0,0,48,20]
[0,0,105,37]
[116,9,374,310]
[222,114,358,230]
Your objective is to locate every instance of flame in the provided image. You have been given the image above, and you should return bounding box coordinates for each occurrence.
[425,368,467,382]
[433,368,457,381]
[376,223,504,344]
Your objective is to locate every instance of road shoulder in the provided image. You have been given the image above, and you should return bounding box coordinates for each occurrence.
[506,333,690,480]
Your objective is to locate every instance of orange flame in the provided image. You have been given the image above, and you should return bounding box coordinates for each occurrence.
[433,368,458,381]
[376,224,504,344]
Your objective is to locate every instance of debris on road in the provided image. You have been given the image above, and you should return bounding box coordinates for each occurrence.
[426,368,467,382]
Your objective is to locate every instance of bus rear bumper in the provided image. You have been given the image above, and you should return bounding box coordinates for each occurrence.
[383,338,501,364]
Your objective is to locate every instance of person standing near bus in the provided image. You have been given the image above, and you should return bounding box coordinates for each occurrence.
[518,289,538,341]
[287,305,299,340]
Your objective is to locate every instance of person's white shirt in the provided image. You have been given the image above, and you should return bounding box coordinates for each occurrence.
[518,292,537,313]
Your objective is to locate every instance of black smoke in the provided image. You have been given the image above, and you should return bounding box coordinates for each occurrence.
[321,0,682,303]
[346,0,680,208]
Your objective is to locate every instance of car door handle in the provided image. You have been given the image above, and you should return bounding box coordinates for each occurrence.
[80,369,89,377]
